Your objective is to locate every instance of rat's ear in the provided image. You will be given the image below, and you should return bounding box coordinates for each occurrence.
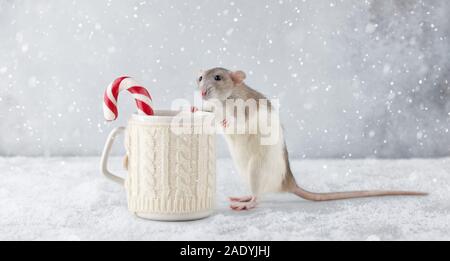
[230,70,246,84]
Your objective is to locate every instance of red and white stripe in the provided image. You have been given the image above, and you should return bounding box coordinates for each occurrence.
[103,76,154,121]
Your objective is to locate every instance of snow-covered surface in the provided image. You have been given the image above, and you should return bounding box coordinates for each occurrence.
[0,157,449,241]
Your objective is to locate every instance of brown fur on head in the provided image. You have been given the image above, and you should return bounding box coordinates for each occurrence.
[197,67,246,101]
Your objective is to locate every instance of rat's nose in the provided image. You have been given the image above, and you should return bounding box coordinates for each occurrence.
[201,89,207,97]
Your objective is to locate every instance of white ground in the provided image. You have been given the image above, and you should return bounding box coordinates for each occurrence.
[0,157,449,241]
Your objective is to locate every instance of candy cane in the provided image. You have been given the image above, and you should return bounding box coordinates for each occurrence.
[103,76,154,121]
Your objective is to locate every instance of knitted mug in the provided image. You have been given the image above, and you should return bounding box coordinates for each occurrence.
[100,110,216,221]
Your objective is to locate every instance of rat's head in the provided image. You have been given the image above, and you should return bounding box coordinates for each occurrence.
[197,67,246,101]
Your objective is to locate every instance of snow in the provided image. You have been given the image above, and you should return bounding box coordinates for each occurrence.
[1,157,449,241]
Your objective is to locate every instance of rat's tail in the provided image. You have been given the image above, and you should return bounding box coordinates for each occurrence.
[291,185,427,201]
[282,146,427,201]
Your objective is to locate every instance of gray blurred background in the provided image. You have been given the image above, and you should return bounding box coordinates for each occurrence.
[0,0,449,158]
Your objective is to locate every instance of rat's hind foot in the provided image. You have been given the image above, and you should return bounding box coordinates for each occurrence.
[229,196,257,211]
[229,195,254,202]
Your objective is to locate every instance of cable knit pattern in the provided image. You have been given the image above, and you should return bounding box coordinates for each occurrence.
[190,134,199,200]
[175,135,192,199]
[207,135,216,198]
[124,118,216,218]
[143,128,158,198]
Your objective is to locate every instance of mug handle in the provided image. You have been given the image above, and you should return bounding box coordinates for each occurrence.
[100,127,126,185]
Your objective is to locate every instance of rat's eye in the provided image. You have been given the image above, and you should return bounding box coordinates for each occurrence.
[198,76,203,82]
[214,75,222,81]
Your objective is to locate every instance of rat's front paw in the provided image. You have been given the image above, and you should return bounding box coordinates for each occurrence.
[222,119,229,128]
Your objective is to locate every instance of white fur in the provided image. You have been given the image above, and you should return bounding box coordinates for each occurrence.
[223,107,286,195]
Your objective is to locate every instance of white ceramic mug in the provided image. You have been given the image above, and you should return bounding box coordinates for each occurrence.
[100,110,216,221]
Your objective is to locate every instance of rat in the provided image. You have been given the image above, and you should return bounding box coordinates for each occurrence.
[196,67,427,211]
